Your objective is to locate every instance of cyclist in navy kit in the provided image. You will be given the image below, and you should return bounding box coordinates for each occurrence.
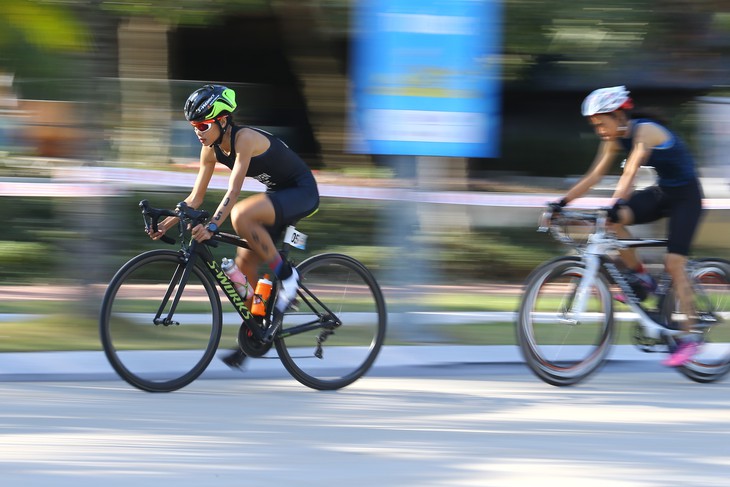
[148,84,319,368]
[551,86,705,366]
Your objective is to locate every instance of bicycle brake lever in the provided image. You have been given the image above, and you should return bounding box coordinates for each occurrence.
[537,210,553,232]
[140,200,176,245]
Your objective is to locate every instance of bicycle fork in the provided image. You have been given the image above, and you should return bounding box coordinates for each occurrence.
[561,254,601,326]
[153,251,195,326]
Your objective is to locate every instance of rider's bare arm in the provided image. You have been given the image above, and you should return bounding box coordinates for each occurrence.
[207,129,259,229]
[563,140,620,204]
[152,149,216,238]
[612,123,665,201]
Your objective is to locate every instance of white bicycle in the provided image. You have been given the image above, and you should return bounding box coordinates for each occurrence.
[517,207,730,386]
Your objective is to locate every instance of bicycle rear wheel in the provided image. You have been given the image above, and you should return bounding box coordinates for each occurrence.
[677,258,730,383]
[99,250,222,392]
[517,257,615,386]
[274,253,387,390]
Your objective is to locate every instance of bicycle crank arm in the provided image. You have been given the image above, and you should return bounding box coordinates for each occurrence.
[153,317,180,326]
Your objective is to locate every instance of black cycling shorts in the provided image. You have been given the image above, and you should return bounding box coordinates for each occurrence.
[627,179,703,256]
[265,172,320,241]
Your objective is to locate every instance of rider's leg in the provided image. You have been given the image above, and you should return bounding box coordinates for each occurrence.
[619,187,668,274]
[235,247,262,308]
[661,181,704,366]
[661,252,702,367]
[230,193,278,262]
[664,252,695,333]
[221,195,278,370]
[230,193,298,313]
[614,205,646,273]
[221,249,260,369]
[609,204,656,303]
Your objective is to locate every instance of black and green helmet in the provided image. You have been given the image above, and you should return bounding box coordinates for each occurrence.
[184,84,237,122]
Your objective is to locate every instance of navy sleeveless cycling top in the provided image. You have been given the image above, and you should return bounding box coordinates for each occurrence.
[213,125,313,190]
[618,118,697,187]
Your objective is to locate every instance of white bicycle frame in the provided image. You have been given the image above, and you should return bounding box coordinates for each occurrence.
[541,209,682,341]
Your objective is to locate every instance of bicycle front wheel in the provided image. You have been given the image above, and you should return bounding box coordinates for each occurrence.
[517,257,615,386]
[99,250,222,392]
[275,253,387,390]
[677,258,730,383]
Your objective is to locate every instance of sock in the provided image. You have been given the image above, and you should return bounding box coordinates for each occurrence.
[268,254,292,280]
[632,263,646,274]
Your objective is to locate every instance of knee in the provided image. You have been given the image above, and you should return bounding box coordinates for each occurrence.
[617,206,634,225]
[230,205,254,232]
[230,204,247,222]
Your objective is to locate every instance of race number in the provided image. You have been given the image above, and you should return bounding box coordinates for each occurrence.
[284,226,307,250]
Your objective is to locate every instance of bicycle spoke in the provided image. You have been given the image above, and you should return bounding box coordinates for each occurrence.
[100,251,222,392]
[517,258,614,386]
[275,253,386,390]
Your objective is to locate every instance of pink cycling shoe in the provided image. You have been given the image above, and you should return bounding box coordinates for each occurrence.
[662,341,699,367]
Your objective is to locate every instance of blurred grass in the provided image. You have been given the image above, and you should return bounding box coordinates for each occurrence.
[0,314,100,351]
[0,291,518,351]
[0,291,655,351]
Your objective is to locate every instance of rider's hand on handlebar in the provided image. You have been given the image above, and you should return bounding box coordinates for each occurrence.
[547,198,568,214]
[147,221,167,240]
[606,198,627,224]
[191,223,214,243]
[147,217,173,241]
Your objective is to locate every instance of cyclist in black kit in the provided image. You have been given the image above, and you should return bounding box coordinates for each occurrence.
[551,86,705,366]
[148,84,319,368]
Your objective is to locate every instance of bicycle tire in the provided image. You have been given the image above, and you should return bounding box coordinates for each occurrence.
[274,253,387,390]
[99,250,222,392]
[675,258,730,383]
[516,256,615,386]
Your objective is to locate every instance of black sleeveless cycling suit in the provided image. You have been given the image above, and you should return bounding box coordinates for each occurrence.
[213,125,319,238]
[618,118,703,256]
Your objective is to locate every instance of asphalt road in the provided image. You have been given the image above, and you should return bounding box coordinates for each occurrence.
[0,362,728,487]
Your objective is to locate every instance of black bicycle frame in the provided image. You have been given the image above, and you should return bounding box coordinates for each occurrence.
[152,233,270,342]
[162,231,343,345]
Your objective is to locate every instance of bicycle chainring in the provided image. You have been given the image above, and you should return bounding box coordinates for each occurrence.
[631,324,669,353]
[237,324,272,357]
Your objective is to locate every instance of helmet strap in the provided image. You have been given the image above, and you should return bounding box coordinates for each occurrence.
[211,117,229,147]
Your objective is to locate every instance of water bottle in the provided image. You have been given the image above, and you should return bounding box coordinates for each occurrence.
[221,258,253,300]
[251,274,273,316]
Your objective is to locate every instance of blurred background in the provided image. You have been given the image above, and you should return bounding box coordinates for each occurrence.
[2,0,730,351]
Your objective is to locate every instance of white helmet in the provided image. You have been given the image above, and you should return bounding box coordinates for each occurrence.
[581,86,633,116]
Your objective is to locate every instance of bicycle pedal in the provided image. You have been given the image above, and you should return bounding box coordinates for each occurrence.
[221,349,247,370]
[697,312,718,324]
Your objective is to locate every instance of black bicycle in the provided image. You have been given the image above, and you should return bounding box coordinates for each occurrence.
[99,200,387,392]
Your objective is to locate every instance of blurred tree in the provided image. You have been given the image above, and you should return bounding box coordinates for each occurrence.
[92,0,268,164]
[502,0,730,90]
[0,0,90,99]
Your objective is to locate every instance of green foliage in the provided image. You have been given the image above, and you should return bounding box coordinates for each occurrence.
[0,240,56,282]
[0,1,89,52]
[98,0,269,25]
[417,228,563,283]
[0,1,90,99]
[2,189,728,287]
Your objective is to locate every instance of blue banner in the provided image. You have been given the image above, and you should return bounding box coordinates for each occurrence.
[350,0,502,157]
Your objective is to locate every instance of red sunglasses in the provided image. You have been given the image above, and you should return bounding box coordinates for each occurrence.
[190,116,224,132]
